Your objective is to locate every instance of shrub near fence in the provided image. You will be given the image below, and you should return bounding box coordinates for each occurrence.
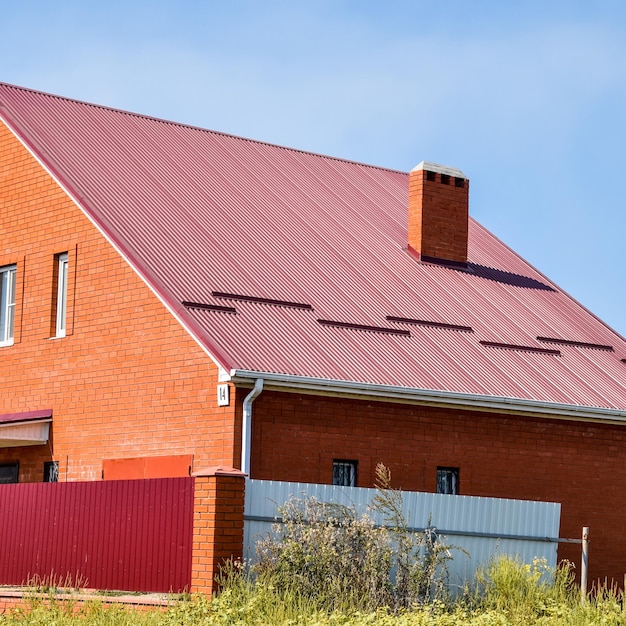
[244,473,561,594]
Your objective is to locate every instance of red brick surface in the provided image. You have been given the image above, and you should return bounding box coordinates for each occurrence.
[408,168,469,263]
[250,390,626,584]
[192,470,245,595]
[0,121,237,481]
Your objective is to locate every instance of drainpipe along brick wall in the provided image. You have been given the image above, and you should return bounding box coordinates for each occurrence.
[191,467,246,595]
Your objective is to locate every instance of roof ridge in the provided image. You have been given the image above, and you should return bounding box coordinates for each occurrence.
[0,81,407,176]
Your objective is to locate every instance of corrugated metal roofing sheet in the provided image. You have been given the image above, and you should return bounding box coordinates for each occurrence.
[2,82,626,411]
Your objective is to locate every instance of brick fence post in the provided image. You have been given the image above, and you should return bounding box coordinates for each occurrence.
[191,466,246,596]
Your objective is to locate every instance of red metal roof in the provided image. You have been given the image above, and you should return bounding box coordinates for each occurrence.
[3,82,626,412]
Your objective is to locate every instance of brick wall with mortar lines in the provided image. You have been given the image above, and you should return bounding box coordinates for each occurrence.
[0,121,238,481]
[408,168,469,263]
[250,389,626,585]
[192,471,246,595]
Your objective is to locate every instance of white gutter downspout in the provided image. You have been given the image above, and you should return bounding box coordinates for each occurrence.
[241,378,263,475]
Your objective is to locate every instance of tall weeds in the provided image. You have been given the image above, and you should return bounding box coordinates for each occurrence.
[371,463,455,606]
[472,556,574,619]
[3,559,626,624]
[252,463,455,612]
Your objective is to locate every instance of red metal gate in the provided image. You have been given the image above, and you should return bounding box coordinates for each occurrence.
[0,477,194,593]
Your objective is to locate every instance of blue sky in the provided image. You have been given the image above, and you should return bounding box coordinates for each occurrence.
[3,1,626,335]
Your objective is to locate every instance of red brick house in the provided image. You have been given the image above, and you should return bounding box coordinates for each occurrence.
[1,82,626,583]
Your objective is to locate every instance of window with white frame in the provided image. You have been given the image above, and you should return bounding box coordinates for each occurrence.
[0,265,16,346]
[55,253,68,337]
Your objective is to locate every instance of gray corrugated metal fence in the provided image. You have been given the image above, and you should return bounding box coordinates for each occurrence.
[244,479,561,591]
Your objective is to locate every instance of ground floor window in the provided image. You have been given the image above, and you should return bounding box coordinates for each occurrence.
[333,459,357,487]
[436,467,459,495]
[0,462,18,484]
[43,461,59,482]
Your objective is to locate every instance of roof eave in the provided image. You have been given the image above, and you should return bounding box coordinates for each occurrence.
[227,369,626,425]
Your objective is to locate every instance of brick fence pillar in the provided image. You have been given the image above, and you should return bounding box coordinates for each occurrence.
[191,466,246,595]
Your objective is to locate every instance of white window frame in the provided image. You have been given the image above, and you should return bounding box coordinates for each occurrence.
[55,253,69,338]
[0,265,16,346]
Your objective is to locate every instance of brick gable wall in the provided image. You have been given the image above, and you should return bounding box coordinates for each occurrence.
[0,121,237,481]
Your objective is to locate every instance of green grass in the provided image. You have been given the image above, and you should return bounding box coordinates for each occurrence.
[2,557,626,625]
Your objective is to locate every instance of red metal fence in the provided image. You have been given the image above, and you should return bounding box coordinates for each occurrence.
[0,477,194,593]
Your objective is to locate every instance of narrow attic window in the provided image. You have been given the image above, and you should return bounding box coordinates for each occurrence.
[182,301,236,314]
[318,319,411,336]
[536,336,614,351]
[0,265,16,346]
[386,316,473,332]
[53,252,68,338]
[212,291,313,310]
[479,341,561,355]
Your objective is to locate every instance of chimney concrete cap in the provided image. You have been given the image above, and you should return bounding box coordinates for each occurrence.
[412,161,466,179]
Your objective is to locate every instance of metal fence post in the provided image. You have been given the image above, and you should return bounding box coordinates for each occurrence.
[581,527,589,604]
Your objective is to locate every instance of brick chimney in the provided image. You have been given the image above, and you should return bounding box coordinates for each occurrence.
[408,161,469,267]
